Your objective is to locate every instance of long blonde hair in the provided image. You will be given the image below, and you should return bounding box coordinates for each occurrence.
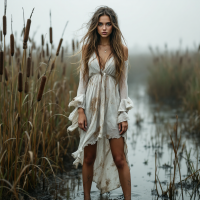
[77,6,128,86]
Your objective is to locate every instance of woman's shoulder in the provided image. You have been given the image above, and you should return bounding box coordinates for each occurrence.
[122,45,128,61]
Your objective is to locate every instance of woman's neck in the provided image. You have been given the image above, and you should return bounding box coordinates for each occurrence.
[99,36,110,46]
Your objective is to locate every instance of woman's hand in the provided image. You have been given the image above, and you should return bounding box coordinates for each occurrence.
[78,108,87,131]
[118,121,128,135]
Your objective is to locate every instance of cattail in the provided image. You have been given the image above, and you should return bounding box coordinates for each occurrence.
[37,56,50,101]
[0,31,2,42]
[18,71,23,92]
[61,47,64,63]
[26,56,31,77]
[0,51,3,75]
[4,67,8,81]
[23,8,34,46]
[46,43,49,57]
[3,16,7,35]
[10,34,14,56]
[23,19,31,49]
[32,61,34,76]
[72,39,75,52]
[51,59,55,71]
[56,38,63,56]
[25,81,28,93]
[49,27,53,44]
[41,34,44,46]
[37,76,46,101]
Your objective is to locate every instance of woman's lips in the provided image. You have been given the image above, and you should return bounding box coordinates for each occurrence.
[102,32,107,35]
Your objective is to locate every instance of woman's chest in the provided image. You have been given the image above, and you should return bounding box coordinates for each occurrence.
[88,53,116,76]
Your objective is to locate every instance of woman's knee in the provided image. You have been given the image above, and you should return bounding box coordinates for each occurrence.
[84,154,96,166]
[113,154,126,169]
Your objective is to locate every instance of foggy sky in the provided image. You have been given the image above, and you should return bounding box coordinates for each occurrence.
[1,0,200,53]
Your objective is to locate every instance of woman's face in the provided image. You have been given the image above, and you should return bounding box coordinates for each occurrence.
[97,15,113,38]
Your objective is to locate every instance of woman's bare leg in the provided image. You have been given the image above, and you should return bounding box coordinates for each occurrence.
[82,143,97,200]
[109,137,131,200]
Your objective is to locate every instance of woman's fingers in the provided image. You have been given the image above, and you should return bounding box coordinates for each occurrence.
[78,121,86,131]
[119,122,128,135]
[78,114,87,131]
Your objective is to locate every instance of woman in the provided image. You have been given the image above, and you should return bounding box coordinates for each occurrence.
[67,6,134,200]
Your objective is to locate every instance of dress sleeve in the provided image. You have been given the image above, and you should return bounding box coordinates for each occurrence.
[117,59,134,124]
[67,62,89,133]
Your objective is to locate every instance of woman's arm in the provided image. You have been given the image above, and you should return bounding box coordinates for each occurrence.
[77,60,89,111]
[67,46,89,133]
[118,46,134,126]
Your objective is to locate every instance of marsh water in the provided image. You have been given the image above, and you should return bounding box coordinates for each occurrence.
[30,79,200,200]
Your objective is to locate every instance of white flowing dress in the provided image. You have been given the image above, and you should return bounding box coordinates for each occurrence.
[67,52,134,194]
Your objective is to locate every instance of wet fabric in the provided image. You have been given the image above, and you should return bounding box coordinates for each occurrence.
[67,52,134,194]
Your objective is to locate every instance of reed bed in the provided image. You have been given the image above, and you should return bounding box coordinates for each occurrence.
[148,45,200,132]
[0,4,81,199]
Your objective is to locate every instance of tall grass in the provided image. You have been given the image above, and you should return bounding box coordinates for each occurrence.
[0,5,81,199]
[147,45,200,131]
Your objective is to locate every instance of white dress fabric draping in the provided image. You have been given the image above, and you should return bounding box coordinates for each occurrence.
[67,52,134,194]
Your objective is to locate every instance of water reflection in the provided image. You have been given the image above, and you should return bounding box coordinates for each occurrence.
[30,83,200,200]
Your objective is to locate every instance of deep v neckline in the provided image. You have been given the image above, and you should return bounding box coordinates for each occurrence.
[93,52,113,71]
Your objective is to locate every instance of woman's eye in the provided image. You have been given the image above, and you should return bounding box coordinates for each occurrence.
[106,23,111,26]
[98,23,102,26]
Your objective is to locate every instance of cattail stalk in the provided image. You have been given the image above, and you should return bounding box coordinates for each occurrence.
[61,47,64,63]
[23,19,31,49]
[4,67,8,81]
[0,31,2,42]
[26,55,31,77]
[56,38,63,56]
[72,39,75,52]
[0,51,3,81]
[10,15,15,140]
[10,34,14,56]
[46,43,49,57]
[41,34,44,46]
[49,10,53,45]
[23,8,34,49]
[3,16,7,36]
[37,56,51,101]
[18,71,23,93]
[37,76,46,101]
